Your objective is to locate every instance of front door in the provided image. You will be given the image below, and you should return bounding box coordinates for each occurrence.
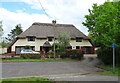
[43,47,51,53]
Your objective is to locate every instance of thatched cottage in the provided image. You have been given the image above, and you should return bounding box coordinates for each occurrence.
[7,21,94,54]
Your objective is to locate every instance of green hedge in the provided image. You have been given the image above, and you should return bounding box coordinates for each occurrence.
[69,50,83,60]
[97,47,120,65]
[59,50,83,60]
[60,51,68,58]
[21,54,41,59]
[2,57,23,60]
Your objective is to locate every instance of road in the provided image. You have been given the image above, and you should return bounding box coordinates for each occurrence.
[44,74,118,81]
[2,61,119,81]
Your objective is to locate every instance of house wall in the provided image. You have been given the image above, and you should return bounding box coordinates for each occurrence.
[0,48,7,54]
[11,38,92,52]
[70,39,92,49]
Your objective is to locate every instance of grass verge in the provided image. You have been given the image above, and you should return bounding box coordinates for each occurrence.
[2,58,74,63]
[97,65,120,76]
[1,77,53,83]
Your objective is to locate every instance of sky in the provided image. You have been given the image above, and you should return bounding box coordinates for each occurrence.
[0,0,106,37]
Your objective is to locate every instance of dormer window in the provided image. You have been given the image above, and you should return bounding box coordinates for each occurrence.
[28,36,35,41]
[48,37,53,41]
[76,37,82,42]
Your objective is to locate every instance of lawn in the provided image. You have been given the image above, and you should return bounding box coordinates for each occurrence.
[2,58,74,62]
[0,59,2,62]
[97,65,120,76]
[1,77,53,83]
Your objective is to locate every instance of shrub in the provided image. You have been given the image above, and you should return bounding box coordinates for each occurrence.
[21,54,30,59]
[69,50,83,60]
[24,45,31,49]
[47,50,54,58]
[2,57,23,60]
[60,51,67,58]
[21,54,41,59]
[30,54,41,59]
[97,47,120,65]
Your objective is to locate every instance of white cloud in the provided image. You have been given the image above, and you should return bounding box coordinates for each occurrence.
[0,0,106,37]
[0,8,51,37]
[19,0,105,35]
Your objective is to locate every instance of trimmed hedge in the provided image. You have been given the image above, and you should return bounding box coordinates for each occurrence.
[59,50,83,60]
[60,51,68,58]
[21,54,41,59]
[97,47,120,65]
[69,50,83,60]
[2,57,23,60]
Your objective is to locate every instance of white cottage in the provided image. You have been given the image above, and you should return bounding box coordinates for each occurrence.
[7,21,94,54]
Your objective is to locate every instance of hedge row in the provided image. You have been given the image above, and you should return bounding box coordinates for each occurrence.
[60,50,84,60]
[21,54,41,59]
[97,47,120,65]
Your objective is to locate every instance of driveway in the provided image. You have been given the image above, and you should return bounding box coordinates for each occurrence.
[2,61,119,81]
[2,61,101,78]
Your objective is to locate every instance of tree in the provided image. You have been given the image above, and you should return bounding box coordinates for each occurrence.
[83,1,120,65]
[0,21,3,37]
[57,31,70,52]
[53,32,70,52]
[82,1,120,47]
[0,42,9,48]
[53,32,70,58]
[6,24,23,43]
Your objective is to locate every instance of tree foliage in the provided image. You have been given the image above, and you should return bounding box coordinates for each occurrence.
[56,32,70,52]
[6,24,23,43]
[83,1,120,47]
[24,45,31,49]
[0,21,3,37]
[0,42,9,48]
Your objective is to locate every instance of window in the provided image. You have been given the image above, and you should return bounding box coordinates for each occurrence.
[76,46,80,49]
[31,46,35,51]
[48,37,53,41]
[28,36,35,41]
[76,37,82,42]
[67,46,72,49]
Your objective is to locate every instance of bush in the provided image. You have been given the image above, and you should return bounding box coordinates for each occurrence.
[46,50,54,58]
[21,54,30,59]
[24,45,31,49]
[30,54,41,59]
[69,50,83,60]
[60,51,67,58]
[2,57,23,60]
[21,54,41,59]
[97,47,120,65]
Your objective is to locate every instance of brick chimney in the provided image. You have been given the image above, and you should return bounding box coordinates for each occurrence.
[52,20,56,24]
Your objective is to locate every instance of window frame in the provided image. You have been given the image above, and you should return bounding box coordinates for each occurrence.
[27,36,35,41]
[67,46,72,49]
[48,37,53,42]
[76,37,82,42]
[76,46,80,49]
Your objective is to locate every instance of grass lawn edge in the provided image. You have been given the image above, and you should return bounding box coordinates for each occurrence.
[1,77,53,82]
[96,65,120,76]
[1,58,75,63]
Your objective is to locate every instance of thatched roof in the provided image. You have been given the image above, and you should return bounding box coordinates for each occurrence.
[17,22,89,39]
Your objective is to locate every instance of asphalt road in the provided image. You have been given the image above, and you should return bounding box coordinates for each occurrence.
[44,74,118,81]
[2,61,119,81]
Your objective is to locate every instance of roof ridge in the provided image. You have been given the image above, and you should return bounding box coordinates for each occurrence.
[32,22,74,26]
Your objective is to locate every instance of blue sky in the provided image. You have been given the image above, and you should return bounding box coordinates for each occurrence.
[1,2,44,14]
[0,0,106,37]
